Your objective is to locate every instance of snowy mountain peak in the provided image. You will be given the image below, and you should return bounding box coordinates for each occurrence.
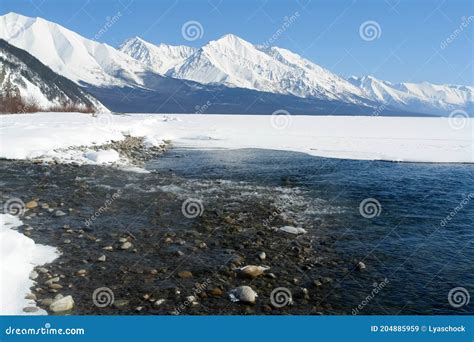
[204,33,259,57]
[211,33,249,46]
[119,36,197,74]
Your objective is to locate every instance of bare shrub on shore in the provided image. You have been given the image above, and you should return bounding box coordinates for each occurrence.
[0,95,94,114]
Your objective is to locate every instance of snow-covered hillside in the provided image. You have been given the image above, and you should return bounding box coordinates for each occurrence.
[0,39,107,112]
[0,12,149,87]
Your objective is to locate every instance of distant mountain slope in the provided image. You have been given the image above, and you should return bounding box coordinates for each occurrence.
[348,76,473,116]
[85,82,415,116]
[0,39,107,113]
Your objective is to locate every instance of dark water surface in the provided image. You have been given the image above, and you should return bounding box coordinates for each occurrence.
[148,148,474,314]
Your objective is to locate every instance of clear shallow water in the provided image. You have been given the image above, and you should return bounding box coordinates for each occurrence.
[148,148,474,314]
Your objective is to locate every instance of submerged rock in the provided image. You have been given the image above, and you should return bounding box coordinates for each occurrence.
[229,286,258,304]
[120,241,133,250]
[209,288,223,297]
[76,269,87,276]
[113,299,130,308]
[54,210,67,217]
[37,267,49,274]
[237,265,270,279]
[25,201,38,209]
[45,277,60,285]
[49,295,74,312]
[278,226,307,235]
[25,293,36,300]
[177,271,192,278]
[186,295,198,305]
[153,299,166,307]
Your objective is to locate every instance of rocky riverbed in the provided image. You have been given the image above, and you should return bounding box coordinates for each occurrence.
[0,142,376,316]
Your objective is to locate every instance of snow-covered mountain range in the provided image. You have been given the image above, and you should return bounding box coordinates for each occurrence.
[0,12,471,116]
[119,34,473,116]
[0,39,106,112]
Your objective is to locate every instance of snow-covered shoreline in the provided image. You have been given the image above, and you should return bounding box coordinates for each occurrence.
[0,112,472,164]
[0,214,58,315]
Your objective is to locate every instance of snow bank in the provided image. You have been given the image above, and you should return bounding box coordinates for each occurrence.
[84,149,120,163]
[0,112,472,164]
[0,113,163,165]
[0,214,58,315]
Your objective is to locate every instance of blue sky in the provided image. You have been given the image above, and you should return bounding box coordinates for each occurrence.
[1,0,472,85]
